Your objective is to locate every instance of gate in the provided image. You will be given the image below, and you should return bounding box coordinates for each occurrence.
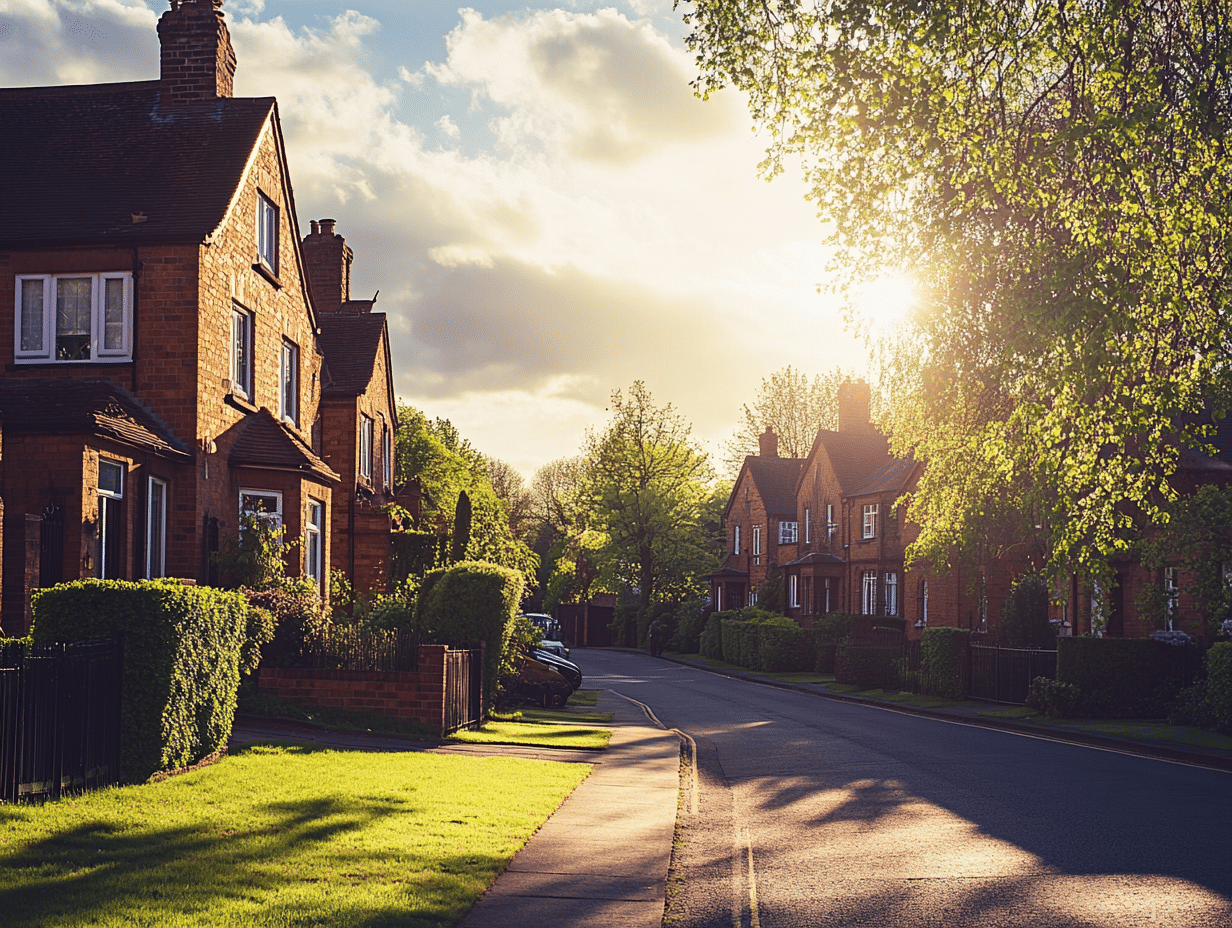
[442,648,483,735]
[969,645,1057,704]
[1,639,123,802]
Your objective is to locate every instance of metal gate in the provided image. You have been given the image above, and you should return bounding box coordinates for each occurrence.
[442,648,483,735]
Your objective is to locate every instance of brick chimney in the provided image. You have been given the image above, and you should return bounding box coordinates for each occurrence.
[157,0,237,105]
[301,219,354,315]
[837,380,872,433]
[758,425,779,458]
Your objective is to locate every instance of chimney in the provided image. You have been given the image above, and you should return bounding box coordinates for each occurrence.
[157,0,237,105]
[301,218,353,315]
[837,380,872,433]
[758,426,779,458]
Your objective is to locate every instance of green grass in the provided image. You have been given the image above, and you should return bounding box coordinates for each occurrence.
[0,744,589,928]
[1019,715,1232,751]
[448,721,613,750]
[833,687,972,709]
[669,654,835,684]
[238,691,436,741]
[565,689,600,707]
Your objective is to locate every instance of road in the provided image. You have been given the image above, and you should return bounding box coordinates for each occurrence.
[576,649,1232,928]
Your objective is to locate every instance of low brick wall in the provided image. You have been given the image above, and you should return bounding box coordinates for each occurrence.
[258,644,452,736]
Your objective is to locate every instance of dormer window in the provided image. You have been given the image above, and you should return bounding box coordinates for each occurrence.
[257,192,279,275]
[15,273,132,363]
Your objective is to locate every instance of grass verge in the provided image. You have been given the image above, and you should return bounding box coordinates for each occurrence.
[0,744,589,928]
[448,721,612,750]
[668,654,835,685]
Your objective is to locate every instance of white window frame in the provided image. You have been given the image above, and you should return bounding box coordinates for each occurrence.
[885,572,898,616]
[382,420,393,489]
[257,192,279,274]
[231,306,254,399]
[919,578,929,628]
[240,489,283,532]
[749,589,758,606]
[826,503,835,543]
[753,525,761,557]
[789,574,800,608]
[280,339,299,426]
[733,524,741,555]
[1164,567,1179,630]
[823,577,832,614]
[804,507,811,544]
[146,476,168,579]
[98,459,125,580]
[15,273,133,363]
[862,503,878,540]
[305,498,323,585]
[359,414,374,480]
[861,570,877,615]
[779,521,798,545]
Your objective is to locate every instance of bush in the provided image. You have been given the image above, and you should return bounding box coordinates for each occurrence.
[1026,677,1084,718]
[416,560,524,712]
[668,598,710,653]
[921,626,970,699]
[1057,636,1202,718]
[1170,642,1232,733]
[1000,575,1054,648]
[248,586,330,668]
[711,608,803,671]
[30,579,249,781]
[699,612,724,659]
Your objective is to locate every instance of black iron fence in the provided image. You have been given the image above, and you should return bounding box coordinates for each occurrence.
[969,644,1057,704]
[1,639,123,802]
[443,648,483,735]
[307,627,419,672]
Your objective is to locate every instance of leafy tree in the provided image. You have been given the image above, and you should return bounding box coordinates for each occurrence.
[450,491,472,564]
[682,1,1232,586]
[584,382,718,613]
[722,366,854,475]
[999,576,1054,649]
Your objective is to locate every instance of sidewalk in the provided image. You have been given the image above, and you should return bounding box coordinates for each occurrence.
[659,652,1232,773]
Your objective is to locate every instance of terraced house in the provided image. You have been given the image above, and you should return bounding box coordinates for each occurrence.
[0,0,398,633]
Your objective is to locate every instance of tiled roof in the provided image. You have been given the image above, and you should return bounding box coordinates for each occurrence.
[0,378,190,458]
[744,456,805,516]
[229,408,340,483]
[0,81,273,248]
[318,314,386,395]
[784,550,846,568]
[808,428,900,496]
[709,565,750,580]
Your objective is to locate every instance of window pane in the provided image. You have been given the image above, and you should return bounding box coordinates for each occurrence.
[99,460,124,497]
[148,478,166,578]
[232,310,251,396]
[104,277,125,350]
[20,279,45,352]
[56,277,92,360]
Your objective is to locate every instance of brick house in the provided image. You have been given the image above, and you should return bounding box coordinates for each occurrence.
[0,0,397,633]
[710,426,804,611]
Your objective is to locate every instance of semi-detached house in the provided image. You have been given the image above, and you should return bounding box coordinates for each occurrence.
[0,0,398,633]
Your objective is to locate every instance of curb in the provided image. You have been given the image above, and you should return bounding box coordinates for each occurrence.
[654,652,1232,774]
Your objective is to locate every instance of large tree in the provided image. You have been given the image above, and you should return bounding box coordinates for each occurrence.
[584,382,717,613]
[683,1,1232,587]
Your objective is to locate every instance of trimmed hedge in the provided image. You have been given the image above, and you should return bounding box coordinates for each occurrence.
[700,612,724,659]
[1057,636,1202,718]
[709,608,807,672]
[1170,642,1232,733]
[921,627,970,700]
[30,579,249,781]
[416,560,524,711]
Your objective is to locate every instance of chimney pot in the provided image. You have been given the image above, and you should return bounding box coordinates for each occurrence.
[758,426,779,458]
[310,220,320,235]
[837,380,872,434]
[320,219,336,236]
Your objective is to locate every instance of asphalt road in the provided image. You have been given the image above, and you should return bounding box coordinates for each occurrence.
[576,649,1232,928]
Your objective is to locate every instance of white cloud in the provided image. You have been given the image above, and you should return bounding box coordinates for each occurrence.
[435,113,460,138]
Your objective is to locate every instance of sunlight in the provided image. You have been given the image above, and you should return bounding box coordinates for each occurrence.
[852,269,919,337]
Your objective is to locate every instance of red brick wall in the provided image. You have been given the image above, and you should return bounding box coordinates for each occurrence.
[258,644,451,735]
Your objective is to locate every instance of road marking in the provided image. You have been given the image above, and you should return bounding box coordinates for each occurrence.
[743,826,761,928]
[731,804,761,928]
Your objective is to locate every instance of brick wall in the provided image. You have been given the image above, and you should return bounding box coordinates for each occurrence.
[258,644,452,735]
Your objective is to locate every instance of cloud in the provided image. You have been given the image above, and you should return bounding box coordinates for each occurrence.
[0,0,157,87]
[435,114,460,139]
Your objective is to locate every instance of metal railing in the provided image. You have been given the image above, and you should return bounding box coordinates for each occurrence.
[443,648,483,735]
[307,627,419,672]
[1,639,123,803]
[968,644,1057,704]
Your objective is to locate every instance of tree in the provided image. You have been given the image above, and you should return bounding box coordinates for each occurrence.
[584,382,718,614]
[450,491,472,564]
[682,1,1232,586]
[722,366,854,476]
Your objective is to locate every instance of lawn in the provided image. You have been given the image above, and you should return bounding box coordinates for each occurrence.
[448,721,612,750]
[0,744,590,928]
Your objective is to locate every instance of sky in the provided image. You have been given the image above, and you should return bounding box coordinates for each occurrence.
[0,0,901,479]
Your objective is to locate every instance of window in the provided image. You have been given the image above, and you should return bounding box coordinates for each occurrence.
[98,459,124,579]
[359,414,374,479]
[885,572,898,616]
[749,589,758,606]
[280,339,298,425]
[861,570,877,614]
[257,192,279,274]
[789,574,800,608]
[1164,567,1179,630]
[826,503,835,543]
[231,307,253,399]
[240,489,283,531]
[146,476,167,579]
[733,524,741,555]
[802,578,811,614]
[15,273,133,362]
[382,422,393,489]
[862,503,878,539]
[714,586,722,611]
[919,579,929,628]
[305,499,323,585]
[804,507,811,544]
[823,577,832,614]
[753,525,761,557]
[779,521,798,545]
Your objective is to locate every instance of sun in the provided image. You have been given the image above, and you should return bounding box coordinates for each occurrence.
[853,270,919,337]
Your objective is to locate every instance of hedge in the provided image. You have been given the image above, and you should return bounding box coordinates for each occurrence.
[30,579,249,781]
[1057,636,1202,718]
[921,627,970,700]
[700,612,724,659]
[415,560,524,711]
[1170,642,1232,733]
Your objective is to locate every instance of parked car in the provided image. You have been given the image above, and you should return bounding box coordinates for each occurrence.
[503,654,573,708]
[521,613,570,658]
[531,648,582,691]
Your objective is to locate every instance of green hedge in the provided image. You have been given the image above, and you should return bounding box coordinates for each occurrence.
[30,579,249,781]
[700,612,724,659]
[416,560,523,711]
[1057,636,1201,718]
[921,627,970,700]
[1170,642,1232,733]
[246,587,328,668]
[708,608,805,671]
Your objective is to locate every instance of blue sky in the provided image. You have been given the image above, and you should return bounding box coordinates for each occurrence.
[0,1,891,477]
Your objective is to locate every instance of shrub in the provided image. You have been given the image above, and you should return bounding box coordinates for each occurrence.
[1000,575,1054,648]
[711,608,801,670]
[416,560,524,712]
[699,612,724,659]
[248,586,330,668]
[1026,677,1084,718]
[30,579,249,781]
[1057,636,1202,718]
[1171,642,1232,733]
[390,529,439,585]
[921,626,970,699]
[668,598,710,653]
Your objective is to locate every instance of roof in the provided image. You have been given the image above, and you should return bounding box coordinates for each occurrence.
[784,550,846,568]
[0,81,274,248]
[709,565,750,580]
[805,428,905,496]
[0,378,191,459]
[229,408,340,484]
[1178,413,1232,474]
[732,456,805,518]
[318,314,387,395]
